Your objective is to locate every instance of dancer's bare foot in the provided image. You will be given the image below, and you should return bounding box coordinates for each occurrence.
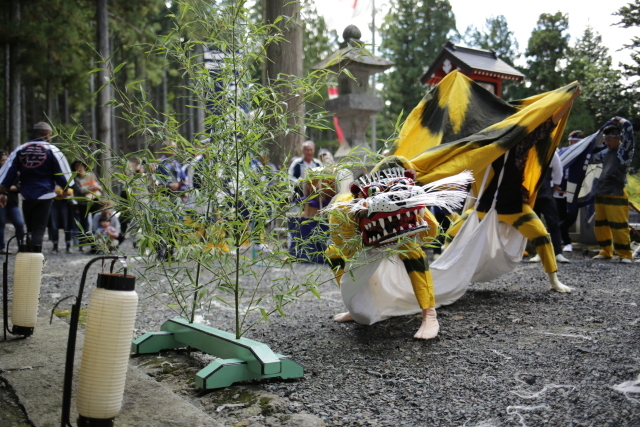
[414,307,439,340]
[548,272,572,293]
[333,312,354,322]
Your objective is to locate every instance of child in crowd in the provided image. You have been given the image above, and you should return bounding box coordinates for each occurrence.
[95,217,119,253]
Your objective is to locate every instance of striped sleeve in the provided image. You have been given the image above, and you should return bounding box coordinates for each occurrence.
[48,144,73,188]
[618,120,634,167]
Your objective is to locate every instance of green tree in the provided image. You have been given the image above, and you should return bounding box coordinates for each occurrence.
[525,12,569,93]
[613,0,640,169]
[614,0,640,87]
[301,0,339,147]
[0,0,172,151]
[462,15,524,100]
[0,0,95,146]
[378,0,456,139]
[301,0,337,76]
[464,15,519,65]
[564,27,633,135]
[57,0,338,339]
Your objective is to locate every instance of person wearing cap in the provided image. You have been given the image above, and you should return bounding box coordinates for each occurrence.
[590,117,635,263]
[0,122,72,248]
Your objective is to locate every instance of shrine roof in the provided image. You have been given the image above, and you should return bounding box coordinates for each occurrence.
[420,41,524,84]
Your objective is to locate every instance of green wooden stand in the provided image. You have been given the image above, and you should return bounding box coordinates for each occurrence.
[131,318,303,389]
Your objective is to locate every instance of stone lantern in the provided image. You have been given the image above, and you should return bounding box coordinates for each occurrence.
[313,25,394,159]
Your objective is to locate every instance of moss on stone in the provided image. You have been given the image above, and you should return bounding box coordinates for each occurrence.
[210,387,258,406]
[53,308,88,326]
[259,396,274,416]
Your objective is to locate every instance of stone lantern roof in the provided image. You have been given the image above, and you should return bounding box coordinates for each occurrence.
[312,25,394,158]
[312,25,394,80]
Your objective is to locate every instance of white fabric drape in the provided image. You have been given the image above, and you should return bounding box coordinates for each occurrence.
[338,156,526,325]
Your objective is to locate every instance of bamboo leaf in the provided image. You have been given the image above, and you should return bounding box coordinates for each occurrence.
[113,62,127,74]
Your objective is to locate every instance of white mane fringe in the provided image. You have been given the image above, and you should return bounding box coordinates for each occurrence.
[325,170,474,214]
[410,170,474,212]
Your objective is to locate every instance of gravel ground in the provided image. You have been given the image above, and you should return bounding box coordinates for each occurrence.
[7,236,640,427]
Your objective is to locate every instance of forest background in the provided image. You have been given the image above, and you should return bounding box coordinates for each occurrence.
[1,0,639,171]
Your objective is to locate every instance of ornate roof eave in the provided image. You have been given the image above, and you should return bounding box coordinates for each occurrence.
[420,41,524,84]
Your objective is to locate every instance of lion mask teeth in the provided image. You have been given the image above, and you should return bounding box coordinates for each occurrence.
[359,206,428,247]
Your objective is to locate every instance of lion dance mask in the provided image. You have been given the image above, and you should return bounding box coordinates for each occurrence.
[325,162,472,339]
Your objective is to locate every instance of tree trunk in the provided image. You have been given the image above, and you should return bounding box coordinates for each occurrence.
[111,103,117,153]
[29,85,36,131]
[96,0,112,178]
[63,89,69,124]
[20,83,26,137]
[45,77,53,120]
[4,43,9,144]
[90,58,97,140]
[186,79,194,141]
[110,35,117,155]
[264,0,304,168]
[195,45,205,136]
[162,66,168,117]
[9,0,21,149]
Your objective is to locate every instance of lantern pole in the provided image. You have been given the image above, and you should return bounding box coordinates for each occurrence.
[2,233,31,340]
[2,234,18,340]
[60,255,128,427]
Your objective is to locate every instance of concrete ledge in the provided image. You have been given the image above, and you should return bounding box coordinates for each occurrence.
[0,315,221,427]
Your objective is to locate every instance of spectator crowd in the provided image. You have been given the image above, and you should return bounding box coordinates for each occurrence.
[0,120,635,264]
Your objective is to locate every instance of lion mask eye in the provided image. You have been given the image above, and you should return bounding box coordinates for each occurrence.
[366,185,382,197]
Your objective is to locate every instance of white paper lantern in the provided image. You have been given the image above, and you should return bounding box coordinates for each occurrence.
[11,248,44,336]
[76,273,138,425]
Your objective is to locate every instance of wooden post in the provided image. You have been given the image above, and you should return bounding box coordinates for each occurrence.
[96,0,112,179]
[9,0,21,150]
[264,0,304,168]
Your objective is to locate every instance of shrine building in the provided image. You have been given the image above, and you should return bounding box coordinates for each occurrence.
[421,41,524,98]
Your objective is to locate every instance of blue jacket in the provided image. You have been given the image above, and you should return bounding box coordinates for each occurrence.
[155,156,186,191]
[0,139,72,200]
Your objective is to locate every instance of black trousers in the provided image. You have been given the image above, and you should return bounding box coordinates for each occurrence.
[533,197,562,255]
[555,197,578,246]
[73,203,94,245]
[22,199,53,246]
[48,199,73,245]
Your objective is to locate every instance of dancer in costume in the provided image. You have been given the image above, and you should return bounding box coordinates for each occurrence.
[326,166,472,340]
[528,150,570,264]
[325,72,582,340]
[392,72,581,294]
[447,90,580,292]
[591,118,635,263]
[555,118,634,263]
